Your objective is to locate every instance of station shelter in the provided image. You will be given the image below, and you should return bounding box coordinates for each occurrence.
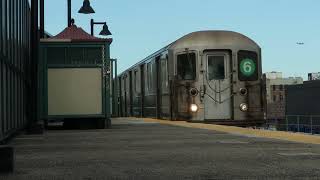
[38,24,113,128]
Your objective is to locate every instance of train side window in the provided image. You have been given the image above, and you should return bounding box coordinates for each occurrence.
[177,53,196,80]
[134,70,138,93]
[147,63,150,91]
[207,56,225,80]
[161,59,168,91]
[147,62,153,92]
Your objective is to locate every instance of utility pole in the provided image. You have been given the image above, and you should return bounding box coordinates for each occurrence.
[68,0,72,27]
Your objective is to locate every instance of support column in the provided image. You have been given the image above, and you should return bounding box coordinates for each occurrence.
[28,0,42,134]
[0,146,14,173]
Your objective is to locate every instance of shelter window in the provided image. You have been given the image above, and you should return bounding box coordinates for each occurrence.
[47,47,102,66]
[177,53,196,80]
[84,47,103,64]
[208,56,225,80]
[47,47,66,65]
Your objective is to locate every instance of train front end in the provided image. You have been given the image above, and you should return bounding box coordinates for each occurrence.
[171,31,265,126]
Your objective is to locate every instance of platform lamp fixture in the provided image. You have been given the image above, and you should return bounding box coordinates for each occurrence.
[78,0,95,14]
[91,19,112,36]
[67,0,95,27]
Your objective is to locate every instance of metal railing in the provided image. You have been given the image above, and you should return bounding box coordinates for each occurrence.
[0,0,31,142]
[266,115,320,135]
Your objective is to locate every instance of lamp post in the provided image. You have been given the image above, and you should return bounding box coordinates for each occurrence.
[69,0,95,27]
[39,0,96,38]
[110,58,118,116]
[29,0,39,131]
[90,19,112,36]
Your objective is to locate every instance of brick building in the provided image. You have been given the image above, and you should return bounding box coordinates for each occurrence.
[264,72,303,120]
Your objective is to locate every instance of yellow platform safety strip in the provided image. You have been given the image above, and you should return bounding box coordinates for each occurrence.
[121,117,320,145]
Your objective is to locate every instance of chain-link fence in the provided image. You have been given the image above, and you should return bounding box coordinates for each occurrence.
[266,115,320,135]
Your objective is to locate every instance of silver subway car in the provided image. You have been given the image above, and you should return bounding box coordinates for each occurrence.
[115,31,265,126]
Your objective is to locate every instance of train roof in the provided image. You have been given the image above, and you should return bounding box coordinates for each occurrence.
[119,30,259,76]
[171,30,260,49]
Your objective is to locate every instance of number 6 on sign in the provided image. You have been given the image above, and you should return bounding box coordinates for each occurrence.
[240,59,256,76]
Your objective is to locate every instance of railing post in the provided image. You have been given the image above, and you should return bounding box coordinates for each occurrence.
[286,116,289,132]
[310,116,313,134]
[297,116,300,132]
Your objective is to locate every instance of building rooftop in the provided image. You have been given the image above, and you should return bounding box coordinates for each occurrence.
[41,24,112,43]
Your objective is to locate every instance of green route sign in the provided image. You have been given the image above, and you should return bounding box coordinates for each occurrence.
[240,58,256,77]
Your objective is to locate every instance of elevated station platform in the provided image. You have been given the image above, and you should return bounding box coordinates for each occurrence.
[1,117,320,179]
[125,117,320,145]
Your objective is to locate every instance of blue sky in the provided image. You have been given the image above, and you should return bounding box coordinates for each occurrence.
[42,0,320,79]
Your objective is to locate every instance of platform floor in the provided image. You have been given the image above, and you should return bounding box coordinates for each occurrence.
[1,118,320,179]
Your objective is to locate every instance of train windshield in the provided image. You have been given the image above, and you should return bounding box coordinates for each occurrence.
[208,55,225,80]
[177,53,196,80]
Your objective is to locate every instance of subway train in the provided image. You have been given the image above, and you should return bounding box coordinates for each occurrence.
[114,31,265,126]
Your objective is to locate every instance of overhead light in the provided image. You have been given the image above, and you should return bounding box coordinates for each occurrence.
[78,0,95,14]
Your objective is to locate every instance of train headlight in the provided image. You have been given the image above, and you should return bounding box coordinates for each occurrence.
[239,88,248,96]
[189,88,199,97]
[190,104,199,112]
[240,103,248,112]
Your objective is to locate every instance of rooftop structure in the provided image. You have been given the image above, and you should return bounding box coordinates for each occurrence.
[308,72,320,81]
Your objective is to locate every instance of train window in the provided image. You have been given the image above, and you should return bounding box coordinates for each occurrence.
[161,59,168,91]
[134,70,137,93]
[238,51,258,81]
[134,70,139,93]
[177,53,196,80]
[208,56,225,80]
[147,62,154,92]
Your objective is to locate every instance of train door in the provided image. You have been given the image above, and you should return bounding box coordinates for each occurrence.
[118,76,122,117]
[203,51,232,120]
[124,75,128,116]
[140,64,145,117]
[129,71,133,116]
[156,57,161,119]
